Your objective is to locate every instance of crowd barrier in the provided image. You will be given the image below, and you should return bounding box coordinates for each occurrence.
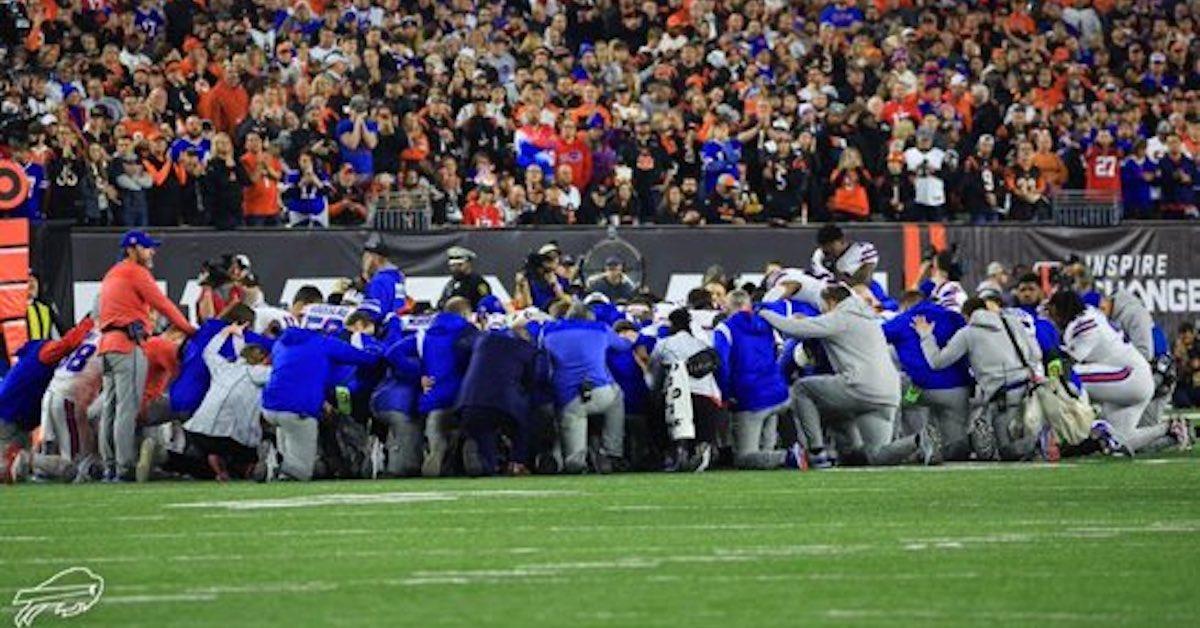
[31,222,1200,334]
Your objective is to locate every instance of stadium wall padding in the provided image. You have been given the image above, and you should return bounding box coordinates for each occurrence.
[38,224,1200,333]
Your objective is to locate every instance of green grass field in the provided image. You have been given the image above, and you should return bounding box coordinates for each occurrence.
[2,456,1199,627]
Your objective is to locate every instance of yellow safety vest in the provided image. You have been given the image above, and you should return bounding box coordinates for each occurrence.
[26,301,54,341]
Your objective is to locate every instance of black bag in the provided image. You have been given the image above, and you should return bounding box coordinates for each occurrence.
[1153,354,1177,398]
[318,414,371,479]
[685,347,720,379]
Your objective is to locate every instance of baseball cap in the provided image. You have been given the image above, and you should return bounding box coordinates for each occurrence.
[363,234,388,255]
[119,230,161,249]
[604,256,623,267]
[538,242,560,256]
[717,173,738,188]
[447,246,476,264]
[1151,52,1167,63]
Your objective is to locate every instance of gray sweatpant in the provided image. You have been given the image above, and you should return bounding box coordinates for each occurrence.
[378,411,422,477]
[977,387,1037,461]
[559,384,624,473]
[99,349,147,477]
[423,409,454,477]
[263,410,318,481]
[906,387,972,461]
[732,403,787,469]
[793,375,912,465]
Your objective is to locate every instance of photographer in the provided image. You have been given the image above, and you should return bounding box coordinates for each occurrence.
[336,95,379,181]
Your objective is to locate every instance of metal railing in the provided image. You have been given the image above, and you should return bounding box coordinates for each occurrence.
[1051,190,1122,227]
[371,191,433,232]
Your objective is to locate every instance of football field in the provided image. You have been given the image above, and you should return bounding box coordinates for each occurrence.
[2,456,1198,627]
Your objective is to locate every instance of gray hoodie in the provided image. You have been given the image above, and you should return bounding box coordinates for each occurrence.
[919,308,1041,400]
[1108,291,1154,361]
[761,296,900,407]
[183,332,271,448]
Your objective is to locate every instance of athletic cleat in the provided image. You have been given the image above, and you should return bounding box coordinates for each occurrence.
[686,442,712,473]
[1090,420,1133,457]
[1168,419,1193,451]
[505,462,530,476]
[783,443,807,470]
[3,443,23,484]
[8,448,31,483]
[73,454,100,484]
[207,454,231,483]
[919,422,944,466]
[1038,426,1061,463]
[970,416,999,461]
[807,450,835,469]
[135,438,160,483]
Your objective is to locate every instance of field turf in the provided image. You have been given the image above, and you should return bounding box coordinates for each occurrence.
[2,456,1198,627]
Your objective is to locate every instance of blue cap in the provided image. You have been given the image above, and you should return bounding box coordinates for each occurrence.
[355,298,384,322]
[476,294,505,315]
[119,230,161,249]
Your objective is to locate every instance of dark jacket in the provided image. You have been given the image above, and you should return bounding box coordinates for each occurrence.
[457,331,537,419]
[201,158,246,229]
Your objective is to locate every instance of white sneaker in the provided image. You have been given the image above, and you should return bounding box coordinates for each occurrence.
[368,436,385,480]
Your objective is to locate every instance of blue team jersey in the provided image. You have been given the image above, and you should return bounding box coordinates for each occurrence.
[365,266,407,315]
[169,137,211,162]
[0,341,56,429]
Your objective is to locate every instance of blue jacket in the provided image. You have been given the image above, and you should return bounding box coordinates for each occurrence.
[371,332,422,417]
[589,302,624,326]
[882,301,972,390]
[330,332,386,398]
[169,320,272,414]
[713,311,789,411]
[365,265,406,315]
[457,330,537,418]
[0,341,57,429]
[541,319,627,407]
[262,328,380,418]
[608,333,654,414]
[413,312,477,413]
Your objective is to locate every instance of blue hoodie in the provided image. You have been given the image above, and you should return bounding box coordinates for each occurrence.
[882,300,972,390]
[608,333,654,415]
[262,328,380,418]
[413,312,477,414]
[371,332,422,417]
[365,265,407,315]
[541,319,628,407]
[0,341,57,429]
[169,320,272,414]
[713,311,789,412]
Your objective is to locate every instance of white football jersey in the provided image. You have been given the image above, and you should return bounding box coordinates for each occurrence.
[811,240,879,282]
[301,303,356,334]
[47,330,103,404]
[1062,308,1146,371]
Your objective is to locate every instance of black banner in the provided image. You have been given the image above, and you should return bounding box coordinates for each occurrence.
[47,223,1200,334]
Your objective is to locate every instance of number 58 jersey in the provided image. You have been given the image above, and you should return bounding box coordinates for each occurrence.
[47,330,103,405]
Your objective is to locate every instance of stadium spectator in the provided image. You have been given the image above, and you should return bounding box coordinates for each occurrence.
[9,0,1200,227]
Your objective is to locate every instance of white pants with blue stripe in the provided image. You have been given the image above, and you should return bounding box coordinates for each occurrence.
[1077,362,1166,452]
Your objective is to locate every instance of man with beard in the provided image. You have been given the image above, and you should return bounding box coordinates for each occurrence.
[439,247,491,309]
[621,117,668,212]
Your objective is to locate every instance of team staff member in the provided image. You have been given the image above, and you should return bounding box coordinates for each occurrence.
[439,247,492,309]
[361,237,407,315]
[914,298,1042,461]
[97,231,195,481]
[884,291,974,461]
[761,286,935,467]
[26,273,66,341]
[713,290,802,470]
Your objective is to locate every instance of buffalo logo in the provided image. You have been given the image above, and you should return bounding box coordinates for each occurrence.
[11,567,104,627]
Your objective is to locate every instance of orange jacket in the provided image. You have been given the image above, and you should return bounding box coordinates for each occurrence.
[98,260,195,354]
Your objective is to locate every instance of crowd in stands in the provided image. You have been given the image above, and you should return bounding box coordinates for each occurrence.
[4,0,1200,228]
